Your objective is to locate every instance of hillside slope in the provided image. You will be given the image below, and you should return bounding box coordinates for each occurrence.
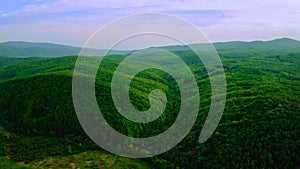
[0,49,299,168]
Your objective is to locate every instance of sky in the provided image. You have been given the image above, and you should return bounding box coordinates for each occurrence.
[0,0,300,49]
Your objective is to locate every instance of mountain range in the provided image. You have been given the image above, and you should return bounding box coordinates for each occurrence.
[0,41,132,58]
[155,38,300,52]
[1,38,300,58]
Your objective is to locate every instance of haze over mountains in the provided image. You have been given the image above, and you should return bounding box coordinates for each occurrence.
[1,38,299,58]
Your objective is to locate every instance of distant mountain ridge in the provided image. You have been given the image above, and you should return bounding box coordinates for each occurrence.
[154,38,300,52]
[0,41,132,58]
[1,38,300,58]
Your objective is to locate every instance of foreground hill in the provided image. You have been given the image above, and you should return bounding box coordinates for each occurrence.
[0,48,299,168]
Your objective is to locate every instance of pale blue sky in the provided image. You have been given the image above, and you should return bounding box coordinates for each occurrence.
[0,0,299,49]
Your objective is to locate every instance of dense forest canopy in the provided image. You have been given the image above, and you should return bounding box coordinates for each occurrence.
[0,39,299,168]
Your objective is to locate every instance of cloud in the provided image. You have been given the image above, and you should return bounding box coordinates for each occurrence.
[0,0,300,47]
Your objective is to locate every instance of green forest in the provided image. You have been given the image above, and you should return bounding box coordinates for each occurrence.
[0,39,299,168]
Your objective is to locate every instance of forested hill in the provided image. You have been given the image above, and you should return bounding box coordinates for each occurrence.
[0,45,299,168]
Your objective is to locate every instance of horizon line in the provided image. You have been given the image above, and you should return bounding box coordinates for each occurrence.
[0,37,299,51]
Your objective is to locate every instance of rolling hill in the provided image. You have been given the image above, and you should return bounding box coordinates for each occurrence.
[0,39,299,168]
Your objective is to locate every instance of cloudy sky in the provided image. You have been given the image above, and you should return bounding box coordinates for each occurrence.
[0,0,299,49]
